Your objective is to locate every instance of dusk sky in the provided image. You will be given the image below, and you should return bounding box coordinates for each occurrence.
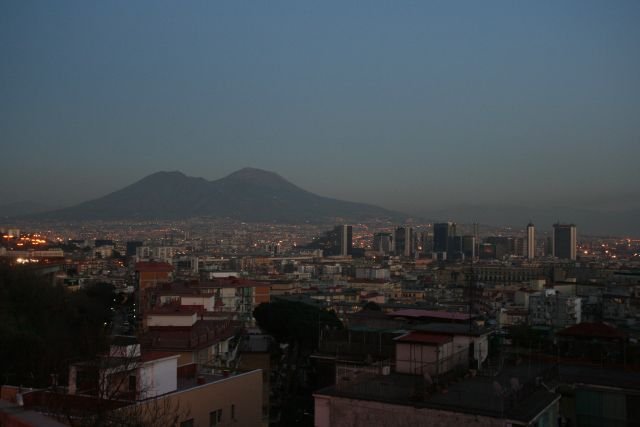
[2,1,639,214]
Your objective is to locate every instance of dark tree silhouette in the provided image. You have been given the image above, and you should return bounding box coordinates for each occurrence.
[0,266,113,387]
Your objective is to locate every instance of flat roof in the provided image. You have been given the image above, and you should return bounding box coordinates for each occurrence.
[0,400,68,427]
[557,322,626,340]
[389,309,474,321]
[315,365,560,423]
[412,323,493,337]
[147,306,198,316]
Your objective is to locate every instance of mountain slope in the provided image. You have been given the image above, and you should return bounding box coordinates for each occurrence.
[36,168,403,222]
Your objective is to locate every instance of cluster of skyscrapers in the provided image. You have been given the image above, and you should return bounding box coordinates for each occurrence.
[307,225,354,256]
[367,222,578,261]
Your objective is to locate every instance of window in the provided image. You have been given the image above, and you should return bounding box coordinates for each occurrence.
[180,419,194,427]
[128,375,136,392]
[231,404,235,420]
[209,409,222,426]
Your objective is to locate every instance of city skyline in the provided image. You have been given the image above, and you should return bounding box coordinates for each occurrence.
[2,1,639,217]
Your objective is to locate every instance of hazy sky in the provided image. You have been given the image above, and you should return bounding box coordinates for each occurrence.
[2,1,639,213]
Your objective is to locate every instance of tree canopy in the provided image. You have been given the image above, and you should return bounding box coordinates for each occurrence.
[253,300,342,348]
[0,266,114,387]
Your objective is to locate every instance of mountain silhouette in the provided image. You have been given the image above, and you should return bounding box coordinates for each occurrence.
[35,168,404,222]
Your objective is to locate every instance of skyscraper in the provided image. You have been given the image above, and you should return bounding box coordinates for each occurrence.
[461,235,476,260]
[433,222,455,254]
[393,226,415,257]
[306,225,352,256]
[553,223,576,260]
[335,225,353,256]
[373,232,393,255]
[527,222,535,260]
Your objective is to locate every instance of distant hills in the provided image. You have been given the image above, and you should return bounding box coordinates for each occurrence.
[29,168,404,223]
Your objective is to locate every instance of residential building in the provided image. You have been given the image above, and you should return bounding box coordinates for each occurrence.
[529,290,581,328]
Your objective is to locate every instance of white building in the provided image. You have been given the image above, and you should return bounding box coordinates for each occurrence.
[529,289,581,328]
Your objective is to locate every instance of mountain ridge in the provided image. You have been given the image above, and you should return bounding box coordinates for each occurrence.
[31,168,405,223]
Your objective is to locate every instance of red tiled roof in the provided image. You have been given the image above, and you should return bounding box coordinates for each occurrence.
[388,309,473,321]
[557,322,626,340]
[394,332,452,345]
[135,262,173,273]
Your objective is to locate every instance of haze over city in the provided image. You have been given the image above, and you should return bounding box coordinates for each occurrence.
[2,1,639,228]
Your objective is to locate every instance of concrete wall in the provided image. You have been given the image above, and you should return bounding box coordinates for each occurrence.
[135,369,263,427]
[139,356,178,399]
[147,313,197,327]
[181,295,215,311]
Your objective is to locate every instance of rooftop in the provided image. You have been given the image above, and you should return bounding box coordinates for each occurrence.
[557,364,640,390]
[135,261,173,273]
[176,369,261,392]
[0,399,75,427]
[147,305,200,316]
[557,322,626,340]
[315,364,560,423]
[388,309,474,321]
[412,323,494,337]
[143,319,239,351]
[394,332,452,345]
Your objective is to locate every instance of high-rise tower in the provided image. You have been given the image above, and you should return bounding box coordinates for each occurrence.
[373,232,393,255]
[553,223,576,260]
[527,222,535,260]
[433,222,455,253]
[393,226,415,257]
[335,225,353,256]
